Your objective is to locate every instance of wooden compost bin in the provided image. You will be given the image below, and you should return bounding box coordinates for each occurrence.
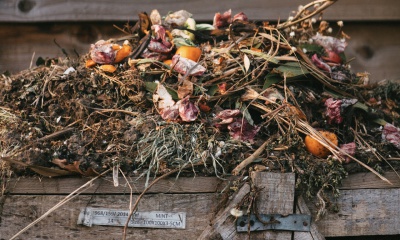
[1,0,400,239]
[1,172,400,239]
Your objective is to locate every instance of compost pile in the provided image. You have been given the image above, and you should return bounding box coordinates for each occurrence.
[1,1,400,200]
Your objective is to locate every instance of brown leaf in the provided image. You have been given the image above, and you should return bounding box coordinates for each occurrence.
[177,79,193,99]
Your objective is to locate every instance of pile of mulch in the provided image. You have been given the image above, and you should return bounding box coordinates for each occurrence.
[1,0,399,203]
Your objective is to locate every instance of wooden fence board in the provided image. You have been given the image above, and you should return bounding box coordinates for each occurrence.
[339,171,400,190]
[6,176,223,194]
[294,196,326,240]
[306,188,400,237]
[250,172,296,240]
[0,193,217,240]
[1,0,399,22]
[6,171,399,196]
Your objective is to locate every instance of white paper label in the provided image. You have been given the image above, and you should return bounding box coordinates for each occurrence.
[78,207,186,229]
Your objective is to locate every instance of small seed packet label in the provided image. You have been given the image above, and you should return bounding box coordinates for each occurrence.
[78,207,186,229]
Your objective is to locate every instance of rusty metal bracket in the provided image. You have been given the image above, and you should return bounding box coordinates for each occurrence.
[236,214,311,232]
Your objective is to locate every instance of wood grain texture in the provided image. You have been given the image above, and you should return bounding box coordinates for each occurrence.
[294,196,326,240]
[250,172,296,240]
[198,183,251,240]
[0,193,217,240]
[1,0,400,22]
[307,188,400,237]
[1,22,399,83]
[6,176,224,194]
[339,171,400,190]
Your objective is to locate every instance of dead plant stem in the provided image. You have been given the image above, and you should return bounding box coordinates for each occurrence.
[122,162,205,240]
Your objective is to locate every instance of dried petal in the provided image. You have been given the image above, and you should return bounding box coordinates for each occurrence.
[172,55,206,76]
[312,35,347,54]
[321,50,341,64]
[311,54,331,73]
[90,40,116,64]
[325,98,343,124]
[161,104,180,121]
[178,96,199,122]
[148,39,173,53]
[233,12,248,22]
[140,48,169,61]
[382,123,400,149]
[215,109,241,121]
[150,9,162,25]
[339,142,356,163]
[214,109,259,142]
[213,9,231,29]
[152,25,172,48]
[228,118,260,143]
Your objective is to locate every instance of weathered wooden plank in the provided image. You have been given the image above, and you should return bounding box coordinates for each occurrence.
[5,170,400,195]
[6,176,223,194]
[339,171,400,190]
[307,188,400,237]
[1,22,399,83]
[250,172,296,240]
[294,196,326,240]
[1,0,399,22]
[198,183,251,240]
[0,193,217,240]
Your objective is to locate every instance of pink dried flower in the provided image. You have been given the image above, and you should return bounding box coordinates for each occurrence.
[325,98,343,124]
[90,40,116,64]
[178,96,199,122]
[325,98,357,124]
[382,123,400,149]
[312,35,347,54]
[339,142,356,163]
[214,109,260,143]
[152,25,172,48]
[311,54,331,73]
[148,39,173,53]
[213,9,232,29]
[172,55,206,76]
[233,12,248,22]
[160,104,180,121]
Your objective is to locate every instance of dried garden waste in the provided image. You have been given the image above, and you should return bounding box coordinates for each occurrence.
[1,0,400,220]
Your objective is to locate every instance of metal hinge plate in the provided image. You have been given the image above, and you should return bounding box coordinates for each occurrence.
[236,214,311,232]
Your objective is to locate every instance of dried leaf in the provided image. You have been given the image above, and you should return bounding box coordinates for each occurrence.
[178,79,194,99]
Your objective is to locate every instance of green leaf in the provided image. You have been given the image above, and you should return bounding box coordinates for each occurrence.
[207,85,219,96]
[263,73,282,89]
[195,23,215,30]
[274,62,310,78]
[299,43,324,54]
[144,82,179,100]
[145,81,158,93]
